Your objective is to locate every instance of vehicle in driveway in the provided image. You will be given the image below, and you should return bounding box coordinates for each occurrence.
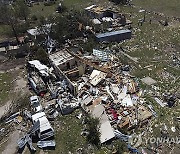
[30,96,43,112]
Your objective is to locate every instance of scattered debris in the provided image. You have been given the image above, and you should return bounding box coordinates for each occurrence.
[154,97,166,107]
[141,77,157,85]
[37,140,55,149]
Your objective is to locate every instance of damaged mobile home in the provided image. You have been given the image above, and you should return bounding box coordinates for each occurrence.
[85,5,127,26]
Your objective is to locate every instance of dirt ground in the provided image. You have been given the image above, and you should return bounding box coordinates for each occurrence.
[0,100,11,119]
[14,76,28,93]
[1,130,20,154]
[0,71,27,119]
[0,58,29,153]
[0,58,25,73]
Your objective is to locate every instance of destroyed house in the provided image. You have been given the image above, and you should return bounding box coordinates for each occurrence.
[118,105,153,130]
[96,29,131,42]
[85,5,121,19]
[92,105,115,143]
[49,50,75,71]
[49,50,87,95]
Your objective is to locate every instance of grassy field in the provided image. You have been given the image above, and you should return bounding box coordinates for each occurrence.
[48,110,112,154]
[0,73,12,106]
[29,2,58,18]
[113,5,180,152]
[0,25,13,41]
[133,0,180,17]
[29,0,93,18]
[113,5,180,91]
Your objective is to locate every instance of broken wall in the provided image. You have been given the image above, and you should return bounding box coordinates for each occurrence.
[51,62,78,96]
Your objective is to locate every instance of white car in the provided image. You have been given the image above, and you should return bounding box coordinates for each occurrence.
[30,96,43,112]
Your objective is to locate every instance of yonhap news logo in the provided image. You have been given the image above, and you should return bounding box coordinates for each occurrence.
[145,136,180,144]
[128,134,180,146]
[128,134,142,147]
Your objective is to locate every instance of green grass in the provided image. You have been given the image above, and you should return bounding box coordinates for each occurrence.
[29,0,92,18]
[47,110,113,154]
[114,5,180,92]
[49,111,87,154]
[0,25,12,40]
[133,0,180,17]
[29,0,108,18]
[29,2,58,18]
[115,5,180,143]
[53,114,86,154]
[63,0,91,9]
[0,73,12,106]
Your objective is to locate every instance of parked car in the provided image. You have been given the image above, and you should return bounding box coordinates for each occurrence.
[30,96,43,112]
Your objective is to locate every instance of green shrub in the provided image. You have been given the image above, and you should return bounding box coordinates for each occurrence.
[44,1,56,6]
[86,116,100,147]
[31,15,38,21]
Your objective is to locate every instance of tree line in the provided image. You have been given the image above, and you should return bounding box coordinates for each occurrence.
[0,0,30,44]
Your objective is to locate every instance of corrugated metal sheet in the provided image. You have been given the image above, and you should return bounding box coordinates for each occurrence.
[96,29,131,38]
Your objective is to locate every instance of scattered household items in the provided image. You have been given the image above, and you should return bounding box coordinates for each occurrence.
[1,2,178,154]
[163,93,176,107]
[17,134,36,153]
[28,73,47,96]
[5,112,20,124]
[154,97,166,107]
[11,45,165,153]
[85,5,127,26]
[27,24,52,39]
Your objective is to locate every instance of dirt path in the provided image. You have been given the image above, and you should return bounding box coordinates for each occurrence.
[14,76,27,93]
[1,130,20,154]
[0,58,25,72]
[0,100,11,119]
[0,75,27,119]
